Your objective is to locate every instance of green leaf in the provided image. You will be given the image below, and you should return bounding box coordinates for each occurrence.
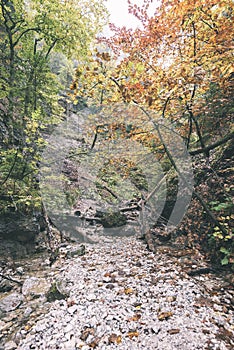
[221,256,229,265]
[220,247,229,254]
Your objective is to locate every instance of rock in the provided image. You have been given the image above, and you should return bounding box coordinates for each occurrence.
[0,320,6,332]
[0,277,14,293]
[64,323,74,334]
[67,244,86,257]
[63,339,76,350]
[96,210,127,228]
[86,293,96,301]
[0,293,23,312]
[0,238,29,259]
[4,341,17,350]
[213,303,223,312]
[22,277,51,298]
[0,213,38,242]
[35,322,47,333]
[67,305,78,314]
[24,307,33,317]
[16,267,24,275]
[3,236,234,350]
[46,282,69,302]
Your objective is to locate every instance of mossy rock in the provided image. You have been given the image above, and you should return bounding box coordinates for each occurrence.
[96,209,127,228]
[46,282,68,302]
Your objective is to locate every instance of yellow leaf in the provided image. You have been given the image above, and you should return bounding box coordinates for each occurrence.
[127,331,139,339]
[124,288,134,295]
[158,311,173,321]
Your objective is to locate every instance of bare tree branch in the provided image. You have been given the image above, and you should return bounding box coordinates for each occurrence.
[189,132,234,156]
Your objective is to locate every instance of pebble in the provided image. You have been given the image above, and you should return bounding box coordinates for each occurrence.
[0,236,233,349]
[4,341,17,350]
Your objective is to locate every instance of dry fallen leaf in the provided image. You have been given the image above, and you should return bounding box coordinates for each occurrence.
[158,311,173,321]
[167,296,177,302]
[124,287,134,295]
[108,333,122,344]
[167,328,180,334]
[80,327,95,341]
[24,324,31,331]
[127,331,139,339]
[104,272,112,277]
[88,337,101,348]
[127,313,142,322]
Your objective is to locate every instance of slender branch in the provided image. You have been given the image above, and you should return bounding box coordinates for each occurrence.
[189,132,234,156]
[13,28,40,47]
[186,111,193,148]
[162,96,170,118]
[90,132,98,150]
[185,101,208,156]
[192,191,227,236]
[45,39,58,59]
[0,149,18,186]
[80,175,119,200]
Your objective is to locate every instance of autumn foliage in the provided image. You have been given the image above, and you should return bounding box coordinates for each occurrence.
[71,0,234,266]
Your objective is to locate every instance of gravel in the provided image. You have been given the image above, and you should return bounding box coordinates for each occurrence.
[1,236,233,349]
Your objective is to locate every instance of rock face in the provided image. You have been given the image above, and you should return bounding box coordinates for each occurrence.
[0,212,40,258]
[0,213,39,242]
[0,237,33,259]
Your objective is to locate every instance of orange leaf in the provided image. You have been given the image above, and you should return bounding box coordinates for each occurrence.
[124,287,134,295]
[127,331,139,339]
[158,311,173,321]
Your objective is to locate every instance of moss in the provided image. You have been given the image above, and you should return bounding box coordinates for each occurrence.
[46,282,67,302]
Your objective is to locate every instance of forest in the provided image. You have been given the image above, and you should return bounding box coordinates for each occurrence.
[0,0,233,269]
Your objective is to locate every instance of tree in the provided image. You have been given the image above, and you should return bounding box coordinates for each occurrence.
[71,0,234,265]
[0,0,108,214]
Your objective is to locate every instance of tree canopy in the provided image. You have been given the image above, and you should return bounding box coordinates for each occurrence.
[70,0,233,266]
[0,0,108,212]
[0,0,233,267]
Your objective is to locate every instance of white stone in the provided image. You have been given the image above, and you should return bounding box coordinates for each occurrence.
[4,341,17,350]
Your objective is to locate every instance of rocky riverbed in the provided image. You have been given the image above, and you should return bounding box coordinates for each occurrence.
[0,235,233,350]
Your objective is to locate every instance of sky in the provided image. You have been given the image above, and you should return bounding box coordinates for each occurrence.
[104,0,158,34]
[105,0,143,29]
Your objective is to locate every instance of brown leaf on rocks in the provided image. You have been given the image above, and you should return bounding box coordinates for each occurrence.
[80,327,95,341]
[127,313,142,322]
[158,311,173,321]
[88,337,101,348]
[108,333,122,344]
[124,287,134,295]
[167,328,180,334]
[194,296,213,308]
[24,324,31,331]
[216,326,234,343]
[127,331,139,339]
[104,272,112,277]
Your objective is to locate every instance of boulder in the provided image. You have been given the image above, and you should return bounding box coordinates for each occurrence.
[22,277,51,299]
[96,210,127,228]
[0,292,23,313]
